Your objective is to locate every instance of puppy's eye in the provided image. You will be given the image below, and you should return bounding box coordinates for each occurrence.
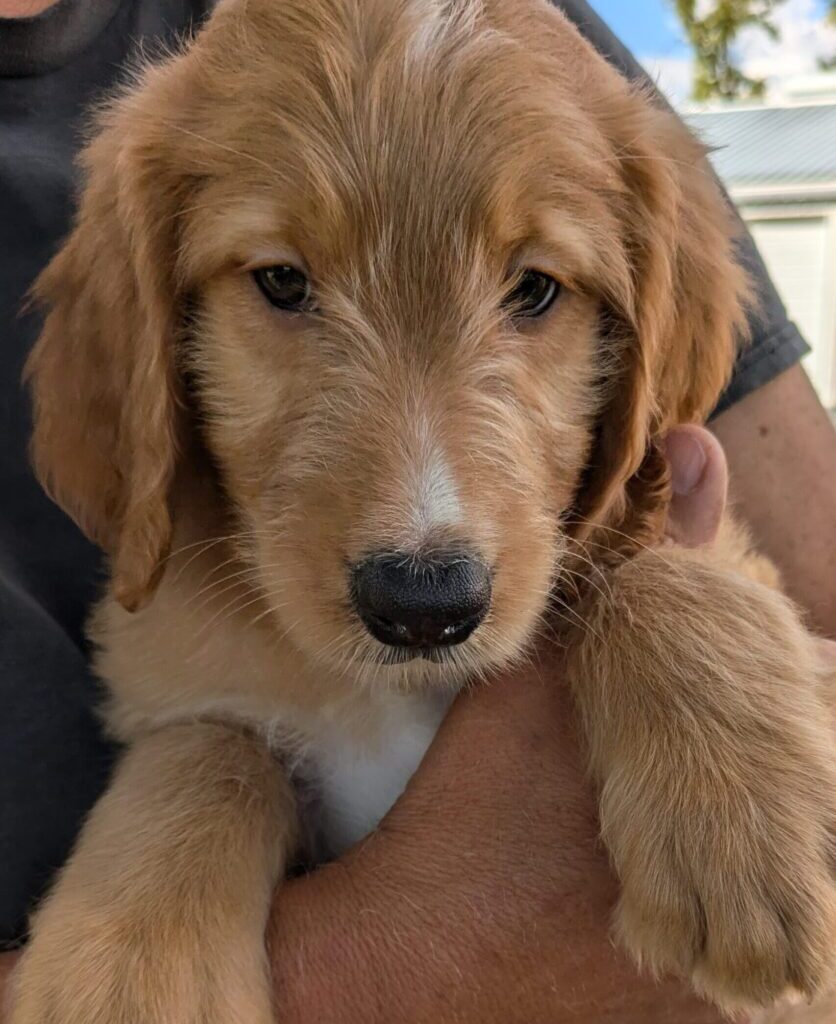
[504,270,560,318]
[253,265,315,312]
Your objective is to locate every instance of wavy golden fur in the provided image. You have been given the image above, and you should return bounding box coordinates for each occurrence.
[11,0,835,1020]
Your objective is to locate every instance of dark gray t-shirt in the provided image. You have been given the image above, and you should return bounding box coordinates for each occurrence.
[0,0,809,945]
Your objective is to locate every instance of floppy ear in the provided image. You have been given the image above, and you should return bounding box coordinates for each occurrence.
[26,72,189,611]
[575,91,751,552]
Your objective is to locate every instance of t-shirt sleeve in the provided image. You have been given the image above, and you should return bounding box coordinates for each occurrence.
[0,574,117,948]
[0,0,214,946]
[711,238,810,416]
[556,0,811,416]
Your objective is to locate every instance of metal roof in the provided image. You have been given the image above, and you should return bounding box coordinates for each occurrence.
[685,103,836,189]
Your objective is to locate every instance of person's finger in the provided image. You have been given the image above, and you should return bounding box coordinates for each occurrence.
[663,425,728,548]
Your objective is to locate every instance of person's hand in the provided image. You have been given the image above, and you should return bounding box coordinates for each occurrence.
[663,424,728,547]
[269,425,732,1024]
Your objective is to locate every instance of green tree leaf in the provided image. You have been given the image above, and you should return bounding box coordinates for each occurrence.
[673,0,784,100]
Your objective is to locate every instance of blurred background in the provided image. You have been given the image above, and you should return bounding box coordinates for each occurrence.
[591,0,836,416]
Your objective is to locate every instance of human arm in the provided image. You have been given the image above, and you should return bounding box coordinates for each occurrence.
[712,364,836,639]
[270,649,727,1024]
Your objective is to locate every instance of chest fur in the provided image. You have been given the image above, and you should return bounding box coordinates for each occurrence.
[287,689,454,860]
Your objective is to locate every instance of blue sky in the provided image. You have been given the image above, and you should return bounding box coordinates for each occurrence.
[590,0,689,59]
[588,0,836,104]
[590,0,832,56]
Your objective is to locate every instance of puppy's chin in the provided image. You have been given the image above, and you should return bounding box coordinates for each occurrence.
[276,621,494,693]
[345,640,507,694]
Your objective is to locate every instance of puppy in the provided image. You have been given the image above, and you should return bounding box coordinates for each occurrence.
[11,0,835,1019]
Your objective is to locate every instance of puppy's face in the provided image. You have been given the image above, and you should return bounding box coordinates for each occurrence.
[188,29,609,684]
[27,0,748,689]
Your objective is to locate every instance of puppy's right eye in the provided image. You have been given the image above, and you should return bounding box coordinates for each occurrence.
[503,270,560,319]
[253,265,315,312]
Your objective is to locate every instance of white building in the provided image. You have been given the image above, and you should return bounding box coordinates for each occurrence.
[687,75,836,410]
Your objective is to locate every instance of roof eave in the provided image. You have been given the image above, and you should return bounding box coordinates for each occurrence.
[729,180,836,205]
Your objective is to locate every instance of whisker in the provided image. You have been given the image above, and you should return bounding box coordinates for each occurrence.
[548,593,605,645]
[565,516,687,580]
[558,560,614,608]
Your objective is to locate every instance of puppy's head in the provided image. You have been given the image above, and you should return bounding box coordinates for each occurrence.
[27,0,748,686]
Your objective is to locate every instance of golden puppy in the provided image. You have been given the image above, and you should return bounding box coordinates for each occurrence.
[11,0,835,1019]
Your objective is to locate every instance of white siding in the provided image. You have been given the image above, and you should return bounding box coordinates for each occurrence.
[746,213,836,408]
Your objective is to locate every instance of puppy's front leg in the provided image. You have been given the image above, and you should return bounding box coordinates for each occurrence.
[10,721,296,1024]
[567,544,836,1012]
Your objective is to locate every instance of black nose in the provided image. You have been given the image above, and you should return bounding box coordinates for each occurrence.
[351,552,491,649]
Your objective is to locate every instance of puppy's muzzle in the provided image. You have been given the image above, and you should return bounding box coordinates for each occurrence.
[351,551,491,650]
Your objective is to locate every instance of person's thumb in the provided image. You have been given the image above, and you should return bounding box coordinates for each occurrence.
[663,425,728,548]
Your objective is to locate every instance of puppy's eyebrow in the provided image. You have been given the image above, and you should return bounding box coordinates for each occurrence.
[521,212,594,278]
[179,193,296,281]
[520,208,621,294]
[240,247,307,273]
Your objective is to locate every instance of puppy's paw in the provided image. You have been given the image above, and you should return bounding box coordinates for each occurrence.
[9,899,276,1024]
[611,776,836,1012]
[574,545,836,1013]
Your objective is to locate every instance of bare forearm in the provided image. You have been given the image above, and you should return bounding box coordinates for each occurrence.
[712,365,836,638]
[271,869,724,1024]
[269,661,725,1024]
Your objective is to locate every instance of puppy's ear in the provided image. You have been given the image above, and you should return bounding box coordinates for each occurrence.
[576,92,750,550]
[26,71,189,611]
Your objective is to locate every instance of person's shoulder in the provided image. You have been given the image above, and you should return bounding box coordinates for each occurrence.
[138,1,217,32]
[166,0,217,20]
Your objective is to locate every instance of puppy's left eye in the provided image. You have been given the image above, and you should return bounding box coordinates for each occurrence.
[504,270,560,318]
[253,265,315,312]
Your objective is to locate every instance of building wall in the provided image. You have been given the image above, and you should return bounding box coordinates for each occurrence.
[738,201,836,410]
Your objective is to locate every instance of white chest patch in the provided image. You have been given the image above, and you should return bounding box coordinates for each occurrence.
[292,689,454,858]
